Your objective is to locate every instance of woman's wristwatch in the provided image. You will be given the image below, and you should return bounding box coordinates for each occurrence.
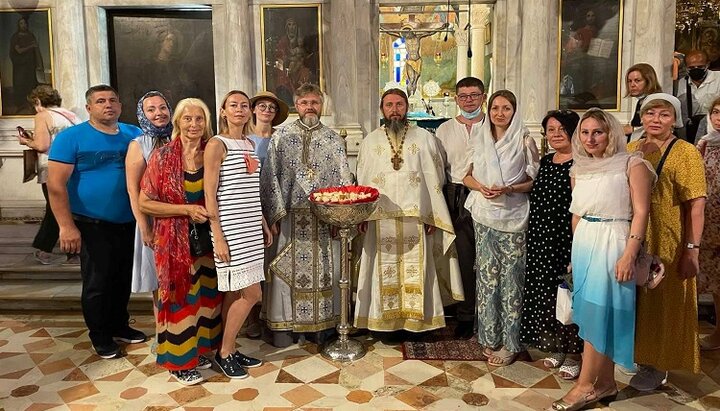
[686,243,701,249]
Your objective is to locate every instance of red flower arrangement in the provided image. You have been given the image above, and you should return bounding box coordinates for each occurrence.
[309,185,380,205]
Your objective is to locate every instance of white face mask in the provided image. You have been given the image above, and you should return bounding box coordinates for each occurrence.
[460,106,483,119]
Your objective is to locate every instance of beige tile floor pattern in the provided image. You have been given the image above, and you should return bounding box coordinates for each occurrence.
[1,314,720,410]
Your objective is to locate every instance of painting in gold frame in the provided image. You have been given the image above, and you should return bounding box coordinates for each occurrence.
[0,9,53,117]
[557,0,623,110]
[260,4,323,112]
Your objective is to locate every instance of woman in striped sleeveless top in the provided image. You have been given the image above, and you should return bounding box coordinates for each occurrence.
[204,90,271,379]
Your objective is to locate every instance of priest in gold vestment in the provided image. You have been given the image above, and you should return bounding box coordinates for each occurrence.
[354,88,463,333]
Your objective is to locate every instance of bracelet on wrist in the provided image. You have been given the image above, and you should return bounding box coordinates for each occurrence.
[628,234,644,242]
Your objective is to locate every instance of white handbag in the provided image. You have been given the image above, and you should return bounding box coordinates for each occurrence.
[555,283,573,325]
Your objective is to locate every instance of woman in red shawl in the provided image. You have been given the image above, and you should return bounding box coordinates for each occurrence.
[139,98,222,385]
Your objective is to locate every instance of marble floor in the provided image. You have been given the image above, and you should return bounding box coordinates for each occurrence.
[1,314,720,411]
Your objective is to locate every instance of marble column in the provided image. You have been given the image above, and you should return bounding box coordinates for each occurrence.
[328,0,364,159]
[455,29,469,82]
[222,0,254,96]
[519,0,557,124]
[630,0,676,92]
[470,5,491,81]
[54,0,89,115]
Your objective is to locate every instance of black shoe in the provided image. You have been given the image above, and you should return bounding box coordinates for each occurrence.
[94,341,121,359]
[214,352,248,379]
[454,321,475,339]
[113,326,147,344]
[232,351,263,368]
[197,355,213,370]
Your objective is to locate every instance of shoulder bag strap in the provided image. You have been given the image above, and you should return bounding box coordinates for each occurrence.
[655,138,678,177]
[686,77,694,122]
[47,108,80,125]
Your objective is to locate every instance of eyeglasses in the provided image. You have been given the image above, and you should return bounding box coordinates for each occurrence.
[256,103,278,113]
[457,93,483,101]
[296,99,322,107]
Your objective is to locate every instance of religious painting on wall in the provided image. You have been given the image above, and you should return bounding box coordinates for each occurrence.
[378,5,461,104]
[261,4,322,112]
[0,9,53,117]
[558,0,623,110]
[675,22,720,71]
[107,9,216,126]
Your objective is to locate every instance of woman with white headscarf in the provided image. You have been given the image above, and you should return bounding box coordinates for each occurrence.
[551,108,654,410]
[697,96,720,351]
[463,89,539,366]
[628,93,706,391]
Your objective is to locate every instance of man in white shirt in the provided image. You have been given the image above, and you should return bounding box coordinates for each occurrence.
[677,50,720,142]
[434,77,486,338]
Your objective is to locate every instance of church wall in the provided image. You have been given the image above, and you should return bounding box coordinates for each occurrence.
[0,0,677,216]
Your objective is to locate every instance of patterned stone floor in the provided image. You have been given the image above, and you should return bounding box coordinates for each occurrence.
[1,314,720,410]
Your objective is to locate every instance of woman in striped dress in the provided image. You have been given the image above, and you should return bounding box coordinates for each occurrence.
[204,90,271,379]
[140,98,223,385]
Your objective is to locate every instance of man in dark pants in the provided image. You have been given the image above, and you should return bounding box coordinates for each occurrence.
[48,84,145,358]
[435,77,486,338]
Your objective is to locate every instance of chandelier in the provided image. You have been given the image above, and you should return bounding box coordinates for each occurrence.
[676,0,720,31]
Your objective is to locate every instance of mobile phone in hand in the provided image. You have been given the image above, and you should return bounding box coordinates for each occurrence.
[16,126,32,140]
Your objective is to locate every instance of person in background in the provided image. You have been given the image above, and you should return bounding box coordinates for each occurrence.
[697,96,720,351]
[552,108,654,411]
[520,109,583,380]
[677,50,720,142]
[17,85,80,265]
[623,63,662,142]
[245,90,289,340]
[139,98,223,385]
[48,84,146,359]
[434,76,486,339]
[204,90,270,378]
[463,90,540,366]
[628,93,706,392]
[125,91,173,353]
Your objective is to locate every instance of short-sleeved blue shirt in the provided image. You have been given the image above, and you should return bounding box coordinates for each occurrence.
[49,122,142,223]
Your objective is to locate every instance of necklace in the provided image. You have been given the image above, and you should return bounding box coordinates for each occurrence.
[384,124,409,170]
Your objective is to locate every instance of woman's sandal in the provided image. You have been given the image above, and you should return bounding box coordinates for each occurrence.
[542,352,566,368]
[558,358,581,380]
[551,383,618,411]
[488,347,518,367]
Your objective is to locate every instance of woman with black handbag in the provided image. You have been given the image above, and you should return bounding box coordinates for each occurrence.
[139,98,223,386]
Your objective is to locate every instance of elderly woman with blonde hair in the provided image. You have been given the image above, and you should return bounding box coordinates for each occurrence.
[139,98,223,386]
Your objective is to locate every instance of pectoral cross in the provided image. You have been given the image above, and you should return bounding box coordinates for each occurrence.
[391,153,404,170]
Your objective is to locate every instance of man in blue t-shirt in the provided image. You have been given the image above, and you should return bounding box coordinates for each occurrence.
[48,84,145,359]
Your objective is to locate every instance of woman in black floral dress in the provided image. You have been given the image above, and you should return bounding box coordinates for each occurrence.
[520,110,583,380]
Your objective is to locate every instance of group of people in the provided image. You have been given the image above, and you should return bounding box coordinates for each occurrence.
[430,68,709,411]
[16,58,717,403]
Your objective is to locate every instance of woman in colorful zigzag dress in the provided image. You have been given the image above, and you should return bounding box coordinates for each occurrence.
[140,98,223,385]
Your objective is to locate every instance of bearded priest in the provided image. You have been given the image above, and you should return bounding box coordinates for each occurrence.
[354,88,463,336]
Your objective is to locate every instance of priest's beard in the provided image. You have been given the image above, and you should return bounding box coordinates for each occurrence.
[385,117,409,135]
[300,113,319,127]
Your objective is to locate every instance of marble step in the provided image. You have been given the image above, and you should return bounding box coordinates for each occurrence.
[0,279,153,313]
[0,252,80,280]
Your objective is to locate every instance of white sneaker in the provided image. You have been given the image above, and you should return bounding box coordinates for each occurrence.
[629,364,668,391]
[617,363,638,376]
[171,368,203,385]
